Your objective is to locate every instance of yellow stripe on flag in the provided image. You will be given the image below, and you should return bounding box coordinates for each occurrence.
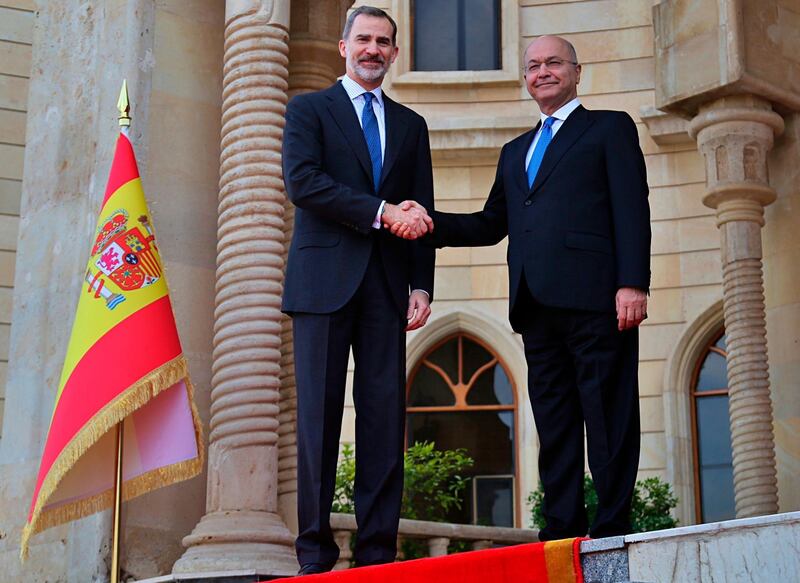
[55,178,168,401]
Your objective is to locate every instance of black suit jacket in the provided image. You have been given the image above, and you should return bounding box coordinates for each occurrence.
[431,106,650,331]
[281,81,435,314]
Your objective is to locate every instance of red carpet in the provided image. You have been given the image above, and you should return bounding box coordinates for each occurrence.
[278,538,584,583]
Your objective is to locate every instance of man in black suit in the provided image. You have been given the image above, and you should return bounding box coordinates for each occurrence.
[399,35,650,540]
[281,6,435,575]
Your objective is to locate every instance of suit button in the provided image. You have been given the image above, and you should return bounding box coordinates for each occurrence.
[524,199,532,206]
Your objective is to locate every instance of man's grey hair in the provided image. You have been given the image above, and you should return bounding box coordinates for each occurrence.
[342,6,397,46]
[523,36,579,64]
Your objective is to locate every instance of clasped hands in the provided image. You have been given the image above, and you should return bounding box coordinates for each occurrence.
[381,200,433,240]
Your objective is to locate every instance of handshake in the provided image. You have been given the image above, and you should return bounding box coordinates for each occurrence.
[381,200,434,240]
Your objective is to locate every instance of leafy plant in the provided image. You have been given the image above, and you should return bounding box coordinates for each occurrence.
[332,443,357,514]
[333,441,474,560]
[629,477,680,533]
[527,475,679,533]
[401,441,473,522]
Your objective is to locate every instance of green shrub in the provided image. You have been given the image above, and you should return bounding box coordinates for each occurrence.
[331,443,356,514]
[526,475,679,533]
[401,441,473,522]
[332,441,474,560]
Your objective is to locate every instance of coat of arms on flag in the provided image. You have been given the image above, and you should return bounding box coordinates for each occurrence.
[85,210,161,309]
[21,130,204,558]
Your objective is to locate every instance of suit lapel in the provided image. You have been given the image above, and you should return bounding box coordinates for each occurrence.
[514,125,539,195]
[380,93,409,190]
[325,82,375,185]
[530,105,593,193]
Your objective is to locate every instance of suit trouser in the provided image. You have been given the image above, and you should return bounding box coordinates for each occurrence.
[516,283,640,540]
[292,248,407,567]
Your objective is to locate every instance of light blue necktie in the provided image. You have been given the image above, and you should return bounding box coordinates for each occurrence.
[361,92,382,191]
[526,116,555,189]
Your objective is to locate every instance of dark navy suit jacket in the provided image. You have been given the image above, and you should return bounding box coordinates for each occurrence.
[431,105,650,331]
[281,82,435,314]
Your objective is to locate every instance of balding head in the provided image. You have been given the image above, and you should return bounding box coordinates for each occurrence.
[524,35,577,64]
[523,35,581,115]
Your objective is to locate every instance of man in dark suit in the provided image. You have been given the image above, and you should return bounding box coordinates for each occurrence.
[399,35,650,540]
[281,6,435,575]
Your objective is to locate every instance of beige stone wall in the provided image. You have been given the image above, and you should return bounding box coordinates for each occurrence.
[343,0,727,524]
[765,112,800,513]
[0,1,222,578]
[0,1,34,439]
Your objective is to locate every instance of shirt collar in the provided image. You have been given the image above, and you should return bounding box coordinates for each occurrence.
[340,73,384,108]
[539,97,581,125]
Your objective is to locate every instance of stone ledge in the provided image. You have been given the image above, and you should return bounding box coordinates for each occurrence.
[138,513,800,582]
[639,106,692,146]
[428,116,531,160]
[624,509,800,543]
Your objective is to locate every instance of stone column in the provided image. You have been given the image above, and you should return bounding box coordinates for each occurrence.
[173,0,297,576]
[689,94,783,518]
[277,0,347,533]
[0,1,158,579]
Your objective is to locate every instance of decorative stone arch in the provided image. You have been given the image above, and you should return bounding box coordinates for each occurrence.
[406,306,538,526]
[663,299,725,526]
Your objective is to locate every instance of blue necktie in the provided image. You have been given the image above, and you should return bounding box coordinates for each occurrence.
[361,92,382,191]
[527,116,555,189]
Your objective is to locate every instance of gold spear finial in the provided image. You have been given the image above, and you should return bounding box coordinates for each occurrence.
[117,80,131,127]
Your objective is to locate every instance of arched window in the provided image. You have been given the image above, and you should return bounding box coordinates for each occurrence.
[406,333,517,526]
[691,332,736,523]
[412,0,501,72]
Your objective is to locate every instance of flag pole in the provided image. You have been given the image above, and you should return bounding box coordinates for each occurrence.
[111,421,124,583]
[110,79,131,583]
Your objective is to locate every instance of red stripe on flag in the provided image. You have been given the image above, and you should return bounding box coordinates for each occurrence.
[103,133,140,204]
[29,296,181,517]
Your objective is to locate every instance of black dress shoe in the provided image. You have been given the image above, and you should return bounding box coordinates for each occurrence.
[297,563,332,576]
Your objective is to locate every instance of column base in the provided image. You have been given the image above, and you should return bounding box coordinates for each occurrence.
[172,511,297,577]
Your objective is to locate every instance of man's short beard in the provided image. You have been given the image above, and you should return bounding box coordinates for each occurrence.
[349,54,390,82]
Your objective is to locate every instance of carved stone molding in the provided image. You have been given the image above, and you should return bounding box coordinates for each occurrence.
[639,106,692,146]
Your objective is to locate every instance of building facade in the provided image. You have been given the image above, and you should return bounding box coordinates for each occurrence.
[0,0,798,580]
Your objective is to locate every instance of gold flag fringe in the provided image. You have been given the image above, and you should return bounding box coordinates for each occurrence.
[20,355,205,561]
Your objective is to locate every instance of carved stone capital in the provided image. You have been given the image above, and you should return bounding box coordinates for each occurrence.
[226,0,290,30]
[690,96,783,216]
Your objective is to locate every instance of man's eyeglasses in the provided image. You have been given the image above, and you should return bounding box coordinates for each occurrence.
[525,58,578,74]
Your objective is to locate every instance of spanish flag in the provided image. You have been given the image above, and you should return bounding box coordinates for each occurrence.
[21,131,204,557]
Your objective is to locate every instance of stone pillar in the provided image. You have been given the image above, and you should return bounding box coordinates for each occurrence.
[277,0,347,534]
[689,95,783,518]
[0,1,160,579]
[173,0,297,576]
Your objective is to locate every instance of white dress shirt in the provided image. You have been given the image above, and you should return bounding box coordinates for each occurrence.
[340,74,388,228]
[339,75,429,300]
[340,73,387,163]
[525,97,582,171]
